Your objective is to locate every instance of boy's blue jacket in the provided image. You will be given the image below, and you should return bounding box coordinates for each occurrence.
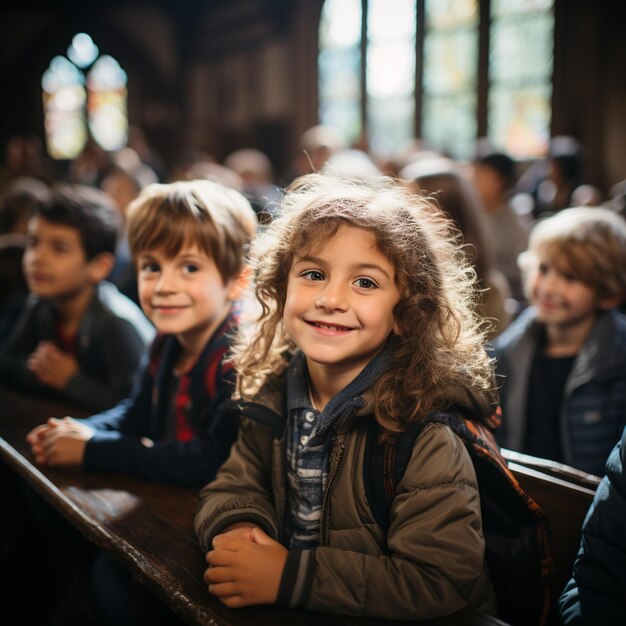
[82,311,240,486]
[0,281,154,411]
[559,425,626,623]
[491,306,626,476]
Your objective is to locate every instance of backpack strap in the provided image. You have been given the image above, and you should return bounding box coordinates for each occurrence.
[187,314,237,428]
[383,438,397,504]
[363,416,428,533]
[364,412,554,626]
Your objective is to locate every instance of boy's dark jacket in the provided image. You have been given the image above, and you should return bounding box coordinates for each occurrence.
[559,425,626,623]
[83,311,240,486]
[195,347,551,621]
[0,281,154,411]
[492,306,626,475]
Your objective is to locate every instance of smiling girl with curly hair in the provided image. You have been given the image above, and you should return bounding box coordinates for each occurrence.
[195,173,509,621]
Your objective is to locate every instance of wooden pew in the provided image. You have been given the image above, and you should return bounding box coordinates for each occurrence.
[502,448,602,491]
[507,462,597,626]
[0,385,510,626]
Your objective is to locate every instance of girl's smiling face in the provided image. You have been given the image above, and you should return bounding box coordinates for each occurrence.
[283,224,402,387]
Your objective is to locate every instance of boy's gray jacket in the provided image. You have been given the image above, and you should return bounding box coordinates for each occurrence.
[0,281,154,411]
[194,373,496,620]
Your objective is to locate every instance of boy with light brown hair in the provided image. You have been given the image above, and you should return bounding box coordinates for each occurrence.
[26,178,258,626]
[492,206,626,475]
[27,179,257,485]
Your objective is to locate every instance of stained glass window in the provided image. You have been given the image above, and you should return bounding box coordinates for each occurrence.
[366,0,416,156]
[42,56,87,160]
[422,0,478,159]
[318,0,363,144]
[67,32,99,69]
[488,0,554,158]
[42,33,128,160]
[87,56,128,152]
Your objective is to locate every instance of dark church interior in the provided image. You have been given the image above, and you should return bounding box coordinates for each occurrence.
[1,1,626,625]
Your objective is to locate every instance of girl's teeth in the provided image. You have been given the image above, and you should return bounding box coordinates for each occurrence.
[316,322,344,330]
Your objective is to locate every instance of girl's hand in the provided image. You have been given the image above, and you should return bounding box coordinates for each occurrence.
[204,527,288,607]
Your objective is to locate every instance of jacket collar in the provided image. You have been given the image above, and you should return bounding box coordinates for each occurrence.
[244,339,394,437]
[506,306,626,379]
[30,285,102,343]
[286,345,391,442]
[155,307,239,386]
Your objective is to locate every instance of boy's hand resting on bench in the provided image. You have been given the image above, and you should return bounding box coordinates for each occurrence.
[26,416,94,467]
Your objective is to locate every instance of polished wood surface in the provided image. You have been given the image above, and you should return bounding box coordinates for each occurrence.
[502,448,601,490]
[0,385,510,626]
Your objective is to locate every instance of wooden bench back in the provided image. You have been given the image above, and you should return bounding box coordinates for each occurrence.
[508,462,596,626]
[502,448,601,491]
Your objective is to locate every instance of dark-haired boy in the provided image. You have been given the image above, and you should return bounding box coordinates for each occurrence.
[0,184,154,411]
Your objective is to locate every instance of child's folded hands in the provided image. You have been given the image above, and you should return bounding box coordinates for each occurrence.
[204,526,288,608]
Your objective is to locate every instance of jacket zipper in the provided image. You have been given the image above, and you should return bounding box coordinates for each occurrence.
[320,406,358,545]
[320,434,347,546]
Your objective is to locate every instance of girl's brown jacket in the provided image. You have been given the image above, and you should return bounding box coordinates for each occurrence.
[194,371,497,620]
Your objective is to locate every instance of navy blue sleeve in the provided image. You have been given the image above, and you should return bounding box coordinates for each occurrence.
[559,426,626,623]
[82,356,240,487]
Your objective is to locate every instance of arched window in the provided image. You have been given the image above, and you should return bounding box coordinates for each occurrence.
[42,33,128,160]
[42,56,87,160]
[488,0,554,158]
[87,56,128,152]
[318,0,554,160]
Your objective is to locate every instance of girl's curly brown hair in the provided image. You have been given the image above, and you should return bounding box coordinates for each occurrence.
[234,173,495,433]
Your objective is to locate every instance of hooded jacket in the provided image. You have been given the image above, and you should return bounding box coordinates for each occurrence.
[194,350,497,620]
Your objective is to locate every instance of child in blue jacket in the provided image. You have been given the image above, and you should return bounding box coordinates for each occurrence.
[492,207,626,476]
[25,178,258,626]
[559,426,626,623]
